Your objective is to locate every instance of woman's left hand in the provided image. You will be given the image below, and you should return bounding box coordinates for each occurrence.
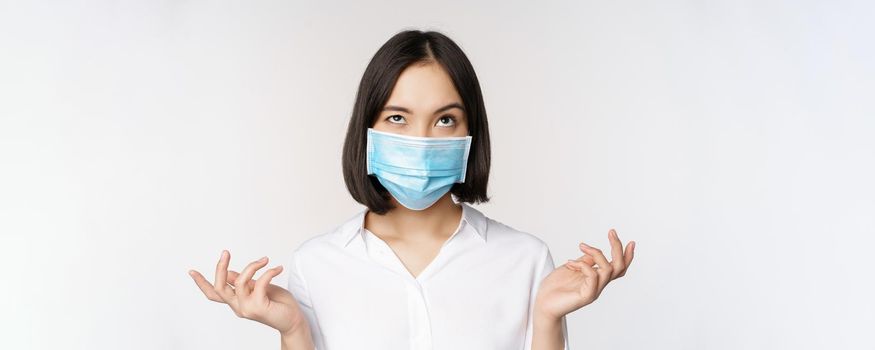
[534,229,636,320]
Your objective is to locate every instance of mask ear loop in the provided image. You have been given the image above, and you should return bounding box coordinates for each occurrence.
[458,136,473,183]
[365,128,374,175]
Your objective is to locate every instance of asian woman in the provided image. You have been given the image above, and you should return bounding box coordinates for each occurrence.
[189,29,636,350]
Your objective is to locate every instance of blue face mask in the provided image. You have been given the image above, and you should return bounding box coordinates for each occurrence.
[366,128,473,210]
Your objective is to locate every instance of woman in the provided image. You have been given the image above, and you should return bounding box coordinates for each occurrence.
[189,29,636,350]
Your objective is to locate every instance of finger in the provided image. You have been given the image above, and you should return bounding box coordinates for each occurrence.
[566,260,590,271]
[188,270,225,303]
[618,241,636,277]
[235,256,269,298]
[580,242,613,291]
[565,261,580,271]
[607,229,627,277]
[572,253,596,266]
[253,265,284,297]
[213,250,235,300]
[569,255,597,272]
[565,259,583,271]
[567,256,600,273]
[227,270,256,290]
[576,261,601,300]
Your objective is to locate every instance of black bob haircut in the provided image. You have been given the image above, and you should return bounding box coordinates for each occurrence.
[342,29,491,215]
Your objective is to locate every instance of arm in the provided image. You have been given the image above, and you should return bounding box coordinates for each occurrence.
[532,309,567,350]
[281,324,315,350]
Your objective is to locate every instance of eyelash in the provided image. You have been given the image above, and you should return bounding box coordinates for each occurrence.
[386,114,457,127]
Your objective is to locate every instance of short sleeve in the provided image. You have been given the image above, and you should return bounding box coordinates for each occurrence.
[285,250,325,349]
[524,244,571,350]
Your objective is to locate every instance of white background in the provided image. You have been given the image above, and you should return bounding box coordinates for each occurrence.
[1,1,873,349]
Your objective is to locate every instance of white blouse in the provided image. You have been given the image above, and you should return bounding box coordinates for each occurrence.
[284,202,570,350]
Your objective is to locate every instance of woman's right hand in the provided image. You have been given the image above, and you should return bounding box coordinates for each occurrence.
[188,250,309,337]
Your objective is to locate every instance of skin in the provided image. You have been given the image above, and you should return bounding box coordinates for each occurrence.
[188,60,636,350]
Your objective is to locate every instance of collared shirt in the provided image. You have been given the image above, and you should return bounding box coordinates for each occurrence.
[284,202,570,350]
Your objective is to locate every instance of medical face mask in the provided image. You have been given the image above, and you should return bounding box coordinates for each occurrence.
[366,128,473,211]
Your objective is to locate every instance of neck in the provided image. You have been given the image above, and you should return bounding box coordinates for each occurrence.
[365,193,463,240]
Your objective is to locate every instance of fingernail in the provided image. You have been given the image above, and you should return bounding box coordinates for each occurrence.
[259,256,268,261]
[610,229,617,237]
[579,242,590,248]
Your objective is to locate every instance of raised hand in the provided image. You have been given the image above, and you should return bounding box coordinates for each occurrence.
[188,250,309,337]
[534,229,636,320]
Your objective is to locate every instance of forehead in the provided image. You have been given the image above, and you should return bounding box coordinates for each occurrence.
[385,62,462,109]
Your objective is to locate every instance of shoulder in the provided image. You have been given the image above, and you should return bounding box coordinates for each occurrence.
[286,209,366,263]
[462,203,548,252]
[477,210,557,277]
[480,210,551,259]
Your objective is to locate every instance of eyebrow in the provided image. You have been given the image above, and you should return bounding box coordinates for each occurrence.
[382,102,465,114]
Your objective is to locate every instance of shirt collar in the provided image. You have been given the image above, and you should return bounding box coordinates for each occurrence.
[335,202,488,248]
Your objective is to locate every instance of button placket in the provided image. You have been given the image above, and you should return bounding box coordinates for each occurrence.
[407,280,432,350]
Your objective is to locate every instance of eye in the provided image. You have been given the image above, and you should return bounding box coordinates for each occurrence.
[386,115,407,124]
[436,115,456,127]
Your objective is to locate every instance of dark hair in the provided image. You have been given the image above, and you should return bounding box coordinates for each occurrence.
[342,29,491,215]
